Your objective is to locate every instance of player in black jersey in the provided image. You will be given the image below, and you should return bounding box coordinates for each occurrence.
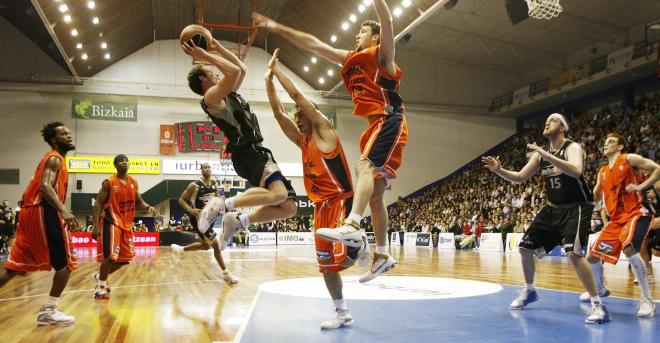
[171,163,238,285]
[182,36,297,245]
[482,113,610,324]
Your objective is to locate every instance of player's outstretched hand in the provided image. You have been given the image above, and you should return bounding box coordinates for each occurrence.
[482,156,501,172]
[182,40,208,61]
[253,13,277,31]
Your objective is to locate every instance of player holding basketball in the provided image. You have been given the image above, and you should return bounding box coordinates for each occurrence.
[585,133,659,317]
[266,49,368,329]
[171,162,239,285]
[0,122,78,325]
[482,113,610,324]
[183,34,297,245]
[254,0,407,282]
[91,154,159,299]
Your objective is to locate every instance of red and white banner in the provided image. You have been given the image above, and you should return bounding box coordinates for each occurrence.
[70,232,160,247]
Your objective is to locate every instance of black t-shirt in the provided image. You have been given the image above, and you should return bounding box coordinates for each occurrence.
[192,180,219,210]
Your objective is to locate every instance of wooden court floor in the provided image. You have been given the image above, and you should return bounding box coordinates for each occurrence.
[0,245,657,342]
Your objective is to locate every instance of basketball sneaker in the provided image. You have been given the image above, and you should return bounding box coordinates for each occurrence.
[579,287,610,302]
[320,308,353,330]
[637,297,656,317]
[91,272,111,293]
[585,302,611,324]
[316,219,363,244]
[509,288,539,310]
[37,304,75,326]
[94,286,110,299]
[358,252,396,283]
[198,197,226,235]
[222,270,240,285]
[222,212,242,248]
[171,244,184,253]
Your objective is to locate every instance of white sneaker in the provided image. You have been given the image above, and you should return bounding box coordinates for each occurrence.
[37,305,75,326]
[222,270,240,285]
[320,309,353,330]
[509,288,539,310]
[91,272,111,293]
[222,212,242,247]
[579,288,611,302]
[637,297,656,317]
[198,197,226,234]
[585,302,611,324]
[171,244,184,253]
[316,220,363,244]
[357,235,370,268]
[358,252,396,283]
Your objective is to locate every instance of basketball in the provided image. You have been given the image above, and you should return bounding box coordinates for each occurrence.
[179,24,212,51]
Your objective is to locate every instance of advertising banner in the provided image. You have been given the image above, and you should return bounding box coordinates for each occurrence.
[70,232,159,247]
[66,156,160,174]
[160,125,175,155]
[404,232,417,246]
[247,232,277,246]
[505,233,524,253]
[437,233,455,250]
[479,233,503,252]
[416,233,431,247]
[390,232,400,246]
[72,93,137,121]
[277,232,315,245]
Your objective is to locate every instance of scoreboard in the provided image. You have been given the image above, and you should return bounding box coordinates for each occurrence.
[176,121,228,154]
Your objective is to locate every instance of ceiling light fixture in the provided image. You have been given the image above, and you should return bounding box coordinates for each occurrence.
[63,15,71,23]
[402,0,412,8]
[76,43,83,49]
[311,57,317,64]
[363,0,373,6]
[358,4,366,13]
[81,53,88,60]
[100,42,107,49]
[341,22,349,31]
[104,53,111,60]
[71,29,78,36]
[349,14,357,23]
[58,4,68,13]
[327,69,334,76]
[393,7,403,17]
[303,66,309,72]
[92,17,99,25]
[87,1,96,9]
[330,35,337,43]
[318,77,325,85]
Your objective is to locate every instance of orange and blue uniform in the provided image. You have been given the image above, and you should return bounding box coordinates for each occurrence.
[96,175,138,263]
[341,46,408,183]
[590,154,654,264]
[301,133,355,273]
[6,150,76,271]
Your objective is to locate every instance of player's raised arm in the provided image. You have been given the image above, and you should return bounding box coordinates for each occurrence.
[372,0,396,74]
[482,153,541,184]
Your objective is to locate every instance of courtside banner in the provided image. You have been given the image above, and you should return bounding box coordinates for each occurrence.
[277,232,314,245]
[437,233,455,250]
[66,156,160,174]
[248,232,277,246]
[70,232,159,247]
[416,233,431,247]
[479,233,503,252]
[505,233,524,253]
[404,232,417,246]
[162,159,303,177]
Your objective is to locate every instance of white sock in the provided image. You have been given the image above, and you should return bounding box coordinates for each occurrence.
[629,253,651,298]
[375,245,387,254]
[225,198,235,212]
[333,298,347,311]
[591,296,602,305]
[347,213,362,224]
[525,283,535,291]
[46,296,59,306]
[98,280,107,288]
[591,261,605,291]
[239,213,251,228]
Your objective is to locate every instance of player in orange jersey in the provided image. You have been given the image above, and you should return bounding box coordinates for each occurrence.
[254,0,407,282]
[0,122,78,326]
[266,49,369,329]
[586,133,659,317]
[91,154,159,299]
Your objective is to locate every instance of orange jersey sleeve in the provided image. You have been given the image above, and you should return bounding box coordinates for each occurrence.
[599,154,650,221]
[301,133,353,203]
[102,175,138,230]
[21,150,68,207]
[341,46,404,118]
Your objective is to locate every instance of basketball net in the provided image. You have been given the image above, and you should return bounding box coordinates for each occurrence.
[525,0,562,20]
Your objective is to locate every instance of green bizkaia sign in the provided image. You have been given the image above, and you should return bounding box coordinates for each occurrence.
[72,94,138,122]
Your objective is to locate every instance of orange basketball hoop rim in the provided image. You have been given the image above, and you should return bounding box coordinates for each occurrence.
[196,0,258,61]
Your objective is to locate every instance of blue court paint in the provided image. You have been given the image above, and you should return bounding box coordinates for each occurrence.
[236,277,658,343]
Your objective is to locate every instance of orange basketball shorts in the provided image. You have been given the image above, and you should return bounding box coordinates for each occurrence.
[589,215,651,264]
[97,220,135,263]
[359,113,408,183]
[314,196,355,273]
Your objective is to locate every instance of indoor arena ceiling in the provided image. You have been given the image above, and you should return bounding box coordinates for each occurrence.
[2,0,659,102]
